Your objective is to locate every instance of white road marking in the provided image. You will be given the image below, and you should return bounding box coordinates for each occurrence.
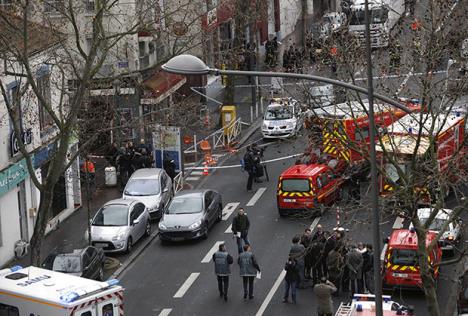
[435,0,460,32]
[392,216,405,229]
[191,171,204,175]
[246,187,267,206]
[255,217,321,316]
[225,224,232,233]
[185,162,196,166]
[201,241,225,263]
[255,270,286,316]
[222,202,240,220]
[158,309,172,316]
[185,176,200,181]
[173,273,200,298]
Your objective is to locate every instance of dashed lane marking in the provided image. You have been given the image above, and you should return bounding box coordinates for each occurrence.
[395,67,414,96]
[191,171,204,175]
[222,202,240,220]
[392,216,405,229]
[185,176,200,181]
[255,216,321,316]
[201,241,225,263]
[158,309,172,316]
[246,187,267,206]
[173,273,200,298]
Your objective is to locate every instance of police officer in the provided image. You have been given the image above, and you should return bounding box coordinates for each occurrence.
[213,243,234,301]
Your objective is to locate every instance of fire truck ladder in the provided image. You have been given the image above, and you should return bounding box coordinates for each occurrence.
[335,303,353,316]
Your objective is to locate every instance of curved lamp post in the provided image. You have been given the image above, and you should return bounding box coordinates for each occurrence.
[162,53,411,316]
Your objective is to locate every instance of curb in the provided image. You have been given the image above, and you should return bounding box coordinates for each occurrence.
[110,231,159,280]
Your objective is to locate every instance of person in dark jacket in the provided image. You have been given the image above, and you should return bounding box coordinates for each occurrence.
[283,255,300,304]
[363,244,374,293]
[238,245,260,300]
[213,243,234,301]
[300,228,312,279]
[326,246,344,296]
[346,244,363,296]
[313,277,337,316]
[243,146,255,191]
[232,208,251,254]
[309,241,325,284]
[289,235,306,288]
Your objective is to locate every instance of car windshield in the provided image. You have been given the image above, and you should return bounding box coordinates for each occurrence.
[52,255,82,273]
[390,249,418,266]
[420,217,447,231]
[265,106,293,120]
[281,179,310,192]
[93,205,128,226]
[124,179,160,196]
[167,196,203,214]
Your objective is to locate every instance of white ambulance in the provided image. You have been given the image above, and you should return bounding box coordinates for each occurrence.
[0,265,124,316]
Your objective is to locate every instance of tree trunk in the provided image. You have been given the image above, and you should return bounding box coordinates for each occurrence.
[416,228,441,316]
[29,188,54,266]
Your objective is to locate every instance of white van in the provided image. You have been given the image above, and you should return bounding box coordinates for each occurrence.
[0,265,124,316]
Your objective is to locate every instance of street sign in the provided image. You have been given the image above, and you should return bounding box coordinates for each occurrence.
[152,125,183,173]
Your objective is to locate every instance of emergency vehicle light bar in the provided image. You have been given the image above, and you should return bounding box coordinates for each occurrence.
[0,265,23,278]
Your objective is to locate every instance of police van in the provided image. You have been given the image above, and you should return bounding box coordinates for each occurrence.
[0,265,124,316]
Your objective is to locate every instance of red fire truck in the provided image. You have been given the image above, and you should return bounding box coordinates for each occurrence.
[376,112,465,198]
[382,228,442,289]
[276,163,345,216]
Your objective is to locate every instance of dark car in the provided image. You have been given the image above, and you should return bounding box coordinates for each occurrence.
[158,189,223,241]
[42,246,105,280]
[459,265,468,315]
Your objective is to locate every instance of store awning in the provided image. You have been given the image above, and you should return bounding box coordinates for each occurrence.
[141,71,186,105]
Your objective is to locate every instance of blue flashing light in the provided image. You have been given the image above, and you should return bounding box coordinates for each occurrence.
[356,304,363,312]
[10,265,23,272]
[384,296,390,303]
[456,111,460,117]
[60,292,80,303]
[106,279,120,286]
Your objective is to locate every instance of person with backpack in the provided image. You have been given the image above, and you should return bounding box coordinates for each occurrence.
[283,255,300,304]
[213,243,234,301]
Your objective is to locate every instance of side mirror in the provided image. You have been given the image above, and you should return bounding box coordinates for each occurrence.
[133,219,140,225]
[383,237,389,244]
[163,187,169,193]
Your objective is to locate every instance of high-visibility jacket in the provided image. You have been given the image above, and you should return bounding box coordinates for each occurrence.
[81,161,95,174]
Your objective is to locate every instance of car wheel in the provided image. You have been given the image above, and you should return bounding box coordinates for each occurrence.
[216,204,223,222]
[278,209,286,217]
[97,266,104,281]
[126,237,133,253]
[145,221,151,237]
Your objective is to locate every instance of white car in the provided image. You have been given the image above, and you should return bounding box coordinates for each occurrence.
[409,208,463,255]
[262,98,303,139]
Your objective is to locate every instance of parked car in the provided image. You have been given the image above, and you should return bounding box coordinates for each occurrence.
[262,98,303,139]
[42,246,105,280]
[409,208,463,255]
[123,168,173,220]
[91,199,151,253]
[158,190,223,242]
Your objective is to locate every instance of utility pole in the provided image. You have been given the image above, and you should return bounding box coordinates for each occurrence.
[85,157,92,245]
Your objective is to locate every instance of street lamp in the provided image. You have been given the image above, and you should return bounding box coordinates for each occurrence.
[162,54,411,316]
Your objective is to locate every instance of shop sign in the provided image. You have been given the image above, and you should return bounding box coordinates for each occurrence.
[10,128,33,157]
[0,158,29,197]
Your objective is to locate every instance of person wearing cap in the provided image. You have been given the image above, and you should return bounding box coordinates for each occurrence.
[213,243,234,301]
[313,277,337,316]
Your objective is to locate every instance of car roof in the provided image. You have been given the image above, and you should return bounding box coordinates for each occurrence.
[389,229,438,247]
[417,208,453,220]
[103,198,137,207]
[280,164,329,178]
[129,168,163,180]
[174,189,210,198]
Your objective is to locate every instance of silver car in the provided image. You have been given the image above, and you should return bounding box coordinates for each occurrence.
[123,168,173,220]
[91,199,151,253]
[158,190,223,242]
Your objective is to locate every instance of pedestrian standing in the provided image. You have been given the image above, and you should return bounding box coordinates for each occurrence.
[289,235,306,289]
[232,208,251,254]
[300,228,312,279]
[364,244,374,294]
[310,241,325,284]
[283,255,299,304]
[313,277,337,316]
[238,245,261,300]
[346,244,364,296]
[213,243,234,301]
[326,246,344,296]
[243,146,255,192]
[312,224,326,242]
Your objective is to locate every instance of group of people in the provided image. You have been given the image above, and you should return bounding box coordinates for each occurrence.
[213,208,261,301]
[264,37,279,67]
[242,143,265,192]
[283,44,307,73]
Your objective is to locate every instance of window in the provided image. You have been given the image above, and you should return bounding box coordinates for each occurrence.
[320,173,330,187]
[80,312,92,316]
[44,0,64,14]
[102,303,114,316]
[281,179,310,192]
[124,179,161,196]
[133,203,145,219]
[37,71,53,131]
[0,303,19,316]
[204,192,213,207]
[84,0,95,12]
[390,249,418,266]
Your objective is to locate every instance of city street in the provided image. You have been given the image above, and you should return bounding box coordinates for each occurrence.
[120,130,467,316]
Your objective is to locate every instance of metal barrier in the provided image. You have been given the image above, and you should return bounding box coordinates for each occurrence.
[173,172,184,193]
[184,117,243,155]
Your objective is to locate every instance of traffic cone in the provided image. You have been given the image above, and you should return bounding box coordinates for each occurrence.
[202,162,209,175]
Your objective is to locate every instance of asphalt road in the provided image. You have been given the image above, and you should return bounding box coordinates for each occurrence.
[118,127,465,316]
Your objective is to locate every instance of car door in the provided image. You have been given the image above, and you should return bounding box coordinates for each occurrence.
[160,172,170,208]
[82,252,91,278]
[132,203,146,241]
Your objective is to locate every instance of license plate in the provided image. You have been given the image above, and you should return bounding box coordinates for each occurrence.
[171,237,185,241]
[94,243,107,248]
[393,273,408,278]
[283,199,296,203]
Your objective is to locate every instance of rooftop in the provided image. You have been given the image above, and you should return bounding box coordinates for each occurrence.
[313,100,404,120]
[386,112,464,136]
[375,134,430,155]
